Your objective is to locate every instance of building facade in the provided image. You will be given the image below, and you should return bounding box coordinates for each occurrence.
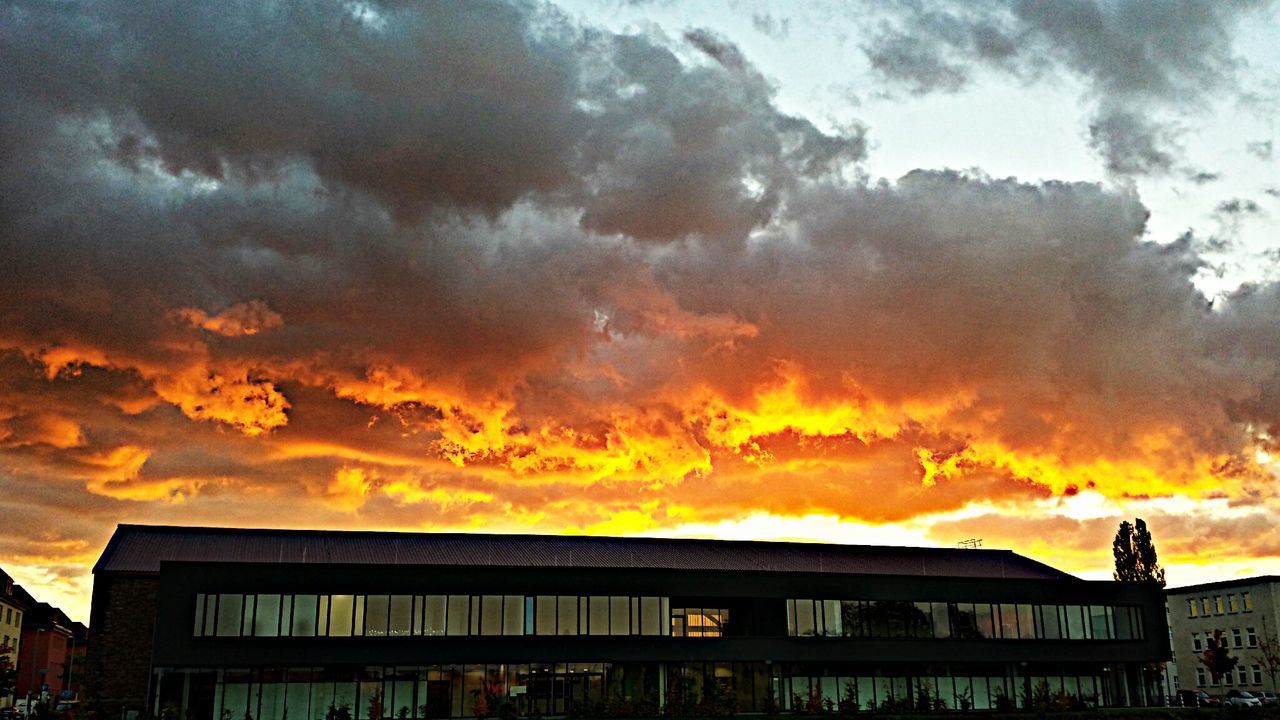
[90,525,1170,719]
[1166,577,1280,694]
[0,570,26,709]
[16,603,79,703]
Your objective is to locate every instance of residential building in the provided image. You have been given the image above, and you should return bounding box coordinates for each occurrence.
[16,603,79,703]
[88,525,1171,720]
[1166,577,1280,694]
[0,569,27,709]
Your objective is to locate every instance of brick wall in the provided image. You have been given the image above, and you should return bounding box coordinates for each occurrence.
[87,574,159,717]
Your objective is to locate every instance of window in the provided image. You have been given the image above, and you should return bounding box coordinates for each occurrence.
[480,595,503,636]
[609,596,629,635]
[365,595,390,637]
[1254,666,1263,685]
[588,596,609,635]
[1202,597,1212,615]
[388,595,412,636]
[503,595,524,636]
[673,608,727,637]
[556,595,577,636]
[1017,604,1036,640]
[421,595,446,636]
[1064,605,1087,640]
[1192,632,1203,652]
[999,603,1018,639]
[215,594,243,637]
[1090,606,1112,639]
[1233,628,1244,649]
[975,604,996,638]
[640,596,662,636]
[1238,667,1249,685]
[329,595,354,637]
[1244,592,1253,612]
[792,599,816,636]
[1248,627,1258,647]
[1197,668,1207,686]
[255,594,281,637]
[292,595,317,636]
[1216,596,1226,615]
[445,595,468,636]
[1229,594,1239,613]
[931,603,951,639]
[1188,599,1198,617]
[1038,605,1061,639]
[3,608,9,624]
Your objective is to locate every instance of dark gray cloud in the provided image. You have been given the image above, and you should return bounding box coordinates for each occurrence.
[1087,107,1177,175]
[1246,140,1274,160]
[858,0,1271,176]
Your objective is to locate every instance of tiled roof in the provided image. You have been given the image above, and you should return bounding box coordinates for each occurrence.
[94,524,1074,580]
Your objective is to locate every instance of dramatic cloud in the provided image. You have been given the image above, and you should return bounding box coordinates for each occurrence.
[858,0,1271,175]
[1,0,1279,620]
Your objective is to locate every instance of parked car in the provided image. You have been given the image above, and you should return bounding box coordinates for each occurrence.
[1226,690,1263,707]
[1258,691,1280,706]
[1178,689,1222,707]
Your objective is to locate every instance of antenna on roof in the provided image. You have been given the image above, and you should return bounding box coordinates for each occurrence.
[957,538,983,549]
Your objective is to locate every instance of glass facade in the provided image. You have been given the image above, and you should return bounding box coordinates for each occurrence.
[194,594,673,639]
[153,662,1130,720]
[785,599,1144,640]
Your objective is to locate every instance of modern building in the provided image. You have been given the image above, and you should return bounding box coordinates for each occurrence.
[0,569,27,709]
[89,525,1170,720]
[16,602,81,703]
[1166,577,1280,694]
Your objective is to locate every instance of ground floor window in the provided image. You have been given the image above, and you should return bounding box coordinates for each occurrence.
[152,661,1147,719]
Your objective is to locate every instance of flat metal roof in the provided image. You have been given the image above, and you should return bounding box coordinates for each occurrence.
[94,524,1075,580]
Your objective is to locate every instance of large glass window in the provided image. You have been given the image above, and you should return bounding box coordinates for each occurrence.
[640,596,661,636]
[255,594,281,637]
[215,594,243,637]
[931,603,951,639]
[292,595,317,636]
[998,604,1017,639]
[557,595,578,636]
[974,604,994,638]
[422,595,446,636]
[535,596,556,635]
[825,601,844,637]
[588,597,609,636]
[446,596,468,636]
[610,596,630,635]
[329,595,355,637]
[480,596,503,636]
[503,595,524,636]
[1017,605,1035,640]
[365,595,390,637]
[389,595,412,637]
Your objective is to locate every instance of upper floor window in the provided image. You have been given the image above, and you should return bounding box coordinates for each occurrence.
[1248,627,1258,647]
[1243,592,1253,612]
[1229,594,1240,613]
[785,599,1142,641]
[1202,597,1213,615]
[1188,599,1198,618]
[1232,628,1244,648]
[193,592,670,639]
[1192,632,1202,652]
[671,608,728,637]
[1216,596,1226,615]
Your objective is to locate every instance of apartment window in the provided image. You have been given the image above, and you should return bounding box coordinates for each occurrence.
[3,608,9,623]
[1254,666,1264,685]
[1203,597,1213,615]
[1216,596,1226,615]
[1248,627,1258,647]
[1197,668,1207,686]
[1238,667,1249,686]
[1244,592,1253,612]
[1229,594,1240,613]
[1188,599,1198,617]
[1192,632,1202,652]
[1233,628,1244,648]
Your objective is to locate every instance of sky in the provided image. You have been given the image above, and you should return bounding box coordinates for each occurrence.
[1,0,1279,623]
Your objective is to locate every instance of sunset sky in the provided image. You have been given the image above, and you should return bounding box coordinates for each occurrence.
[3,0,1280,622]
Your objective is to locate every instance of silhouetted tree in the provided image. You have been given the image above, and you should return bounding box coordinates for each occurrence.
[1202,629,1240,686]
[1113,518,1166,586]
[0,643,16,701]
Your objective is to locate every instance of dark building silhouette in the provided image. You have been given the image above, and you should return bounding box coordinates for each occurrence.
[89,525,1170,718]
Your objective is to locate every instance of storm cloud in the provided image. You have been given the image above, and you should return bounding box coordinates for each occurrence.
[1,0,1279,617]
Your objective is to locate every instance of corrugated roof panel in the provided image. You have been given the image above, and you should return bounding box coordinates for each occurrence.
[93,524,1073,581]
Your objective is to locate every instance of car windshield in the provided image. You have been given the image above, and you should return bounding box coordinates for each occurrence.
[1240,692,1256,698]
